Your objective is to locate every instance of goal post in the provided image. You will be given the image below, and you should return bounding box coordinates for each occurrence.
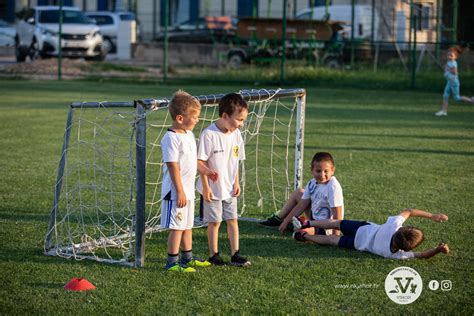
[45,88,306,267]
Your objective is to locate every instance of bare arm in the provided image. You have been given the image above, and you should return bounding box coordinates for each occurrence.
[331,206,343,236]
[197,159,218,181]
[399,208,448,222]
[279,199,311,234]
[197,159,214,202]
[166,162,187,208]
[414,242,449,259]
[233,170,241,197]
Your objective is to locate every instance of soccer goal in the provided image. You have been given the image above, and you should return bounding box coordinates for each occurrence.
[44,88,306,267]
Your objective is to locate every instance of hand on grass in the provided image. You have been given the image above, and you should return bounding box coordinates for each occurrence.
[437,242,449,254]
[432,214,448,222]
[278,220,289,234]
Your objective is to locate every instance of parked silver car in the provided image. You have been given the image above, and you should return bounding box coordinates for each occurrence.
[0,19,16,46]
[85,11,139,54]
[15,6,105,62]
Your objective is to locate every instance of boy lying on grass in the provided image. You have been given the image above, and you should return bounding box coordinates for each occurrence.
[292,208,449,259]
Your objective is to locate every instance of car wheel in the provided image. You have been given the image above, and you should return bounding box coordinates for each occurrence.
[28,38,41,61]
[102,37,115,54]
[324,57,342,69]
[228,53,244,69]
[15,37,26,62]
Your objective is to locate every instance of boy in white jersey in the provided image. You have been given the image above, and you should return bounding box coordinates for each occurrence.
[197,93,251,267]
[160,90,211,273]
[272,152,344,236]
[292,208,449,260]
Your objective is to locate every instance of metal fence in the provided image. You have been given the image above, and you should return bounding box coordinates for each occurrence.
[0,0,472,88]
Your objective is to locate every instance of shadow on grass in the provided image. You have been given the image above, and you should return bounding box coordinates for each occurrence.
[306,144,474,157]
[314,131,474,142]
[0,210,49,223]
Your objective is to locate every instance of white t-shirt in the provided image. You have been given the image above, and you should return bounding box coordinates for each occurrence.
[196,123,245,200]
[354,215,415,260]
[160,130,197,200]
[301,177,344,220]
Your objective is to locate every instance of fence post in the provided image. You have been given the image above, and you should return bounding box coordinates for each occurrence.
[280,0,287,83]
[163,0,169,82]
[411,16,417,88]
[350,0,355,68]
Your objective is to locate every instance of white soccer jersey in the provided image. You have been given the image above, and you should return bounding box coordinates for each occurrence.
[196,123,245,200]
[301,177,344,220]
[160,130,197,200]
[354,215,415,260]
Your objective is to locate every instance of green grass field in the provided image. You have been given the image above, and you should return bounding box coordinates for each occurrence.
[0,79,473,314]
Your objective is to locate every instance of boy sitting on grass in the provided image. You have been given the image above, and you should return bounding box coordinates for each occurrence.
[261,152,344,235]
[292,208,449,259]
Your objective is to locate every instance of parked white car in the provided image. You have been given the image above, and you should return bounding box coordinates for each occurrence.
[85,11,139,53]
[15,6,105,62]
[0,19,16,46]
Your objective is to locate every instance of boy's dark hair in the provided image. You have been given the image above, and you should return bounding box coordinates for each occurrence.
[168,90,201,120]
[311,152,334,169]
[219,93,248,117]
[392,226,425,251]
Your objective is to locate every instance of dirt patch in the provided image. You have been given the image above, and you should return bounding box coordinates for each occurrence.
[0,58,163,80]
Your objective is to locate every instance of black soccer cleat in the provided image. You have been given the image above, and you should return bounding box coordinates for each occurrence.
[208,253,226,266]
[259,214,282,227]
[293,231,307,242]
[230,251,251,267]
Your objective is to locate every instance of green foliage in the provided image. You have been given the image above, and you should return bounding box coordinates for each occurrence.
[177,62,474,92]
[0,80,472,314]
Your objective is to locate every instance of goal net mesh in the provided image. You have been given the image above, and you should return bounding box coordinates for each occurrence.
[45,88,305,265]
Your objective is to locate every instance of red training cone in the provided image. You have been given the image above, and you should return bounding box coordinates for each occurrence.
[64,278,96,291]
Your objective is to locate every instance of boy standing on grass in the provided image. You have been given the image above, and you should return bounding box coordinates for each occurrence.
[197,93,251,267]
[160,90,211,273]
[261,152,344,236]
[292,208,449,259]
[435,46,474,116]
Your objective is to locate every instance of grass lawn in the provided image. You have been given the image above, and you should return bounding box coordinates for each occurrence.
[0,79,473,314]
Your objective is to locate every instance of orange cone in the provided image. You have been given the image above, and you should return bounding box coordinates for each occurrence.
[64,278,96,291]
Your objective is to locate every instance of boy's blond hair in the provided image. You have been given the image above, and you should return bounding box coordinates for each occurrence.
[168,90,201,120]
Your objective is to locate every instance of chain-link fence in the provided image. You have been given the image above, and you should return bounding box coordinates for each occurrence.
[1,0,472,89]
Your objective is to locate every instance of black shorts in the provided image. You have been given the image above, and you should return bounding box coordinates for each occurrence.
[337,220,370,250]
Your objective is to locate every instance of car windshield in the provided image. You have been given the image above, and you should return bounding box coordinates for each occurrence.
[39,10,93,24]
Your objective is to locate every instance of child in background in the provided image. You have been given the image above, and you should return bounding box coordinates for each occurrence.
[160,90,211,272]
[292,208,449,260]
[435,46,473,116]
[197,93,251,267]
[261,152,344,236]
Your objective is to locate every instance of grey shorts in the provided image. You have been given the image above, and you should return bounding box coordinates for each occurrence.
[200,196,238,223]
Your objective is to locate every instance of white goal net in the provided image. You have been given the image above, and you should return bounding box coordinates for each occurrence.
[44,88,306,266]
